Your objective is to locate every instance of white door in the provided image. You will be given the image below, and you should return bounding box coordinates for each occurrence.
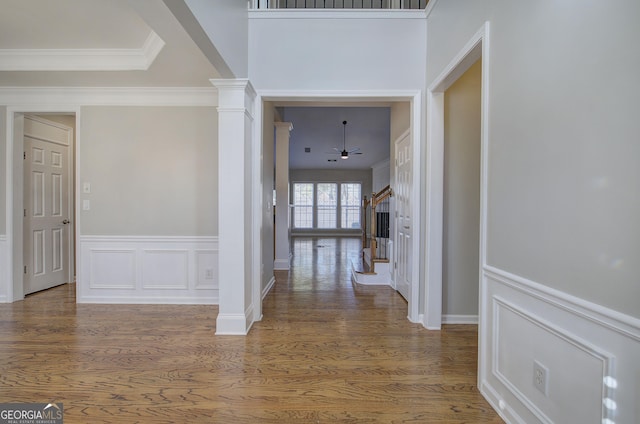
[394,132,412,301]
[23,115,72,295]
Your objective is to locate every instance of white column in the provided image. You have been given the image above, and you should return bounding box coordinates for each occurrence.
[210,78,257,335]
[274,122,293,270]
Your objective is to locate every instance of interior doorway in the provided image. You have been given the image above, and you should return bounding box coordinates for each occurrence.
[442,59,482,323]
[259,93,422,324]
[424,23,489,330]
[6,109,78,301]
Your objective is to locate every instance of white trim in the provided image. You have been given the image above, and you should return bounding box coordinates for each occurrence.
[0,235,7,303]
[248,9,426,20]
[262,276,276,300]
[215,313,253,336]
[254,88,422,327]
[423,0,440,18]
[5,106,81,303]
[442,314,478,325]
[480,266,640,424]
[0,87,217,107]
[485,265,640,341]
[78,235,219,304]
[273,258,291,270]
[0,31,165,71]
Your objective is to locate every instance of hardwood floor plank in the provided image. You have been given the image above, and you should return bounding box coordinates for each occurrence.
[0,237,502,423]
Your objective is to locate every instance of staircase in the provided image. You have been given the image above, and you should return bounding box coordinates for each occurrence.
[352,185,393,286]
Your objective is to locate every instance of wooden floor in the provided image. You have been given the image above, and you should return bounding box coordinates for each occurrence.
[0,237,503,423]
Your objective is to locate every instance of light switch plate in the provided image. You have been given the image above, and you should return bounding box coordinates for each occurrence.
[83,200,90,210]
[83,182,91,194]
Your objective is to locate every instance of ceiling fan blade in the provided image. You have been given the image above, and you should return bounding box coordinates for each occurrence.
[348,147,361,153]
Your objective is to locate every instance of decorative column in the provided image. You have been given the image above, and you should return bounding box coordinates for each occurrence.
[210,78,257,335]
[274,122,293,270]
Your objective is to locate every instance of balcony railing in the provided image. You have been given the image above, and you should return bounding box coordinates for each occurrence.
[250,0,427,9]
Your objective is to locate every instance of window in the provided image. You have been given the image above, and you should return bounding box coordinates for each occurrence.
[341,183,361,229]
[317,183,337,228]
[293,183,313,228]
[292,182,362,230]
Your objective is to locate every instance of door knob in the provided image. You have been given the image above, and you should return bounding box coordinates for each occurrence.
[62,219,70,225]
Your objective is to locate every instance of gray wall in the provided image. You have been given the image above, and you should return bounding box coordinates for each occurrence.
[249,15,426,91]
[442,59,481,316]
[262,102,275,291]
[80,106,217,236]
[428,0,640,318]
[0,107,6,234]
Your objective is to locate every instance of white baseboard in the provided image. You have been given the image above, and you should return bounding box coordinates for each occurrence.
[262,276,276,299]
[273,258,290,270]
[480,265,640,424]
[216,308,254,336]
[0,235,7,302]
[78,235,219,304]
[442,314,478,324]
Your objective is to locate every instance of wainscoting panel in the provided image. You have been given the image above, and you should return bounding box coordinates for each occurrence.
[89,249,136,289]
[479,266,640,424]
[142,250,189,290]
[0,235,7,302]
[79,236,219,304]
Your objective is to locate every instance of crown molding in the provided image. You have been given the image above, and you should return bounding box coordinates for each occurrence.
[0,87,217,107]
[0,30,165,71]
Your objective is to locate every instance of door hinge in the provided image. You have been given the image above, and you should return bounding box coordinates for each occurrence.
[24,209,26,217]
[24,266,27,274]
[23,151,26,160]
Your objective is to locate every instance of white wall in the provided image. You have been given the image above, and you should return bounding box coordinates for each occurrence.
[249,11,426,91]
[442,59,481,318]
[427,1,640,422]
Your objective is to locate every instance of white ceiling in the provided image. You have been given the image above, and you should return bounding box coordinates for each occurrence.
[0,0,220,86]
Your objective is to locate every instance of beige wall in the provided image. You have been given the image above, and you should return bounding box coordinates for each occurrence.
[428,0,640,318]
[442,59,481,316]
[80,106,217,236]
[0,107,6,234]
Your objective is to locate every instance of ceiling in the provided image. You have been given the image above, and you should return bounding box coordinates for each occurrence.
[283,106,391,170]
[1,1,394,171]
[0,0,220,87]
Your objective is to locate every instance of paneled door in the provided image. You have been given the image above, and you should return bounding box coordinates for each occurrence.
[394,131,412,301]
[23,115,72,295]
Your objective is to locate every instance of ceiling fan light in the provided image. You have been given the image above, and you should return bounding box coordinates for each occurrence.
[341,151,349,159]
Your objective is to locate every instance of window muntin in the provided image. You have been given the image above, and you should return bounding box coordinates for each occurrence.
[292,182,362,230]
[341,183,361,229]
[293,183,314,228]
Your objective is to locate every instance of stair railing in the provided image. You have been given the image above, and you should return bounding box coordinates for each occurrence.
[369,185,392,262]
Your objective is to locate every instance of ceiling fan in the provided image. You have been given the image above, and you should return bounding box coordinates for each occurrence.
[328,120,362,160]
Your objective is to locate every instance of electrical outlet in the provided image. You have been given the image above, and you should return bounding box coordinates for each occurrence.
[533,360,549,396]
[205,269,214,280]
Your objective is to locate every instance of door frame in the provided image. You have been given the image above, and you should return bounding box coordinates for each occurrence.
[255,90,422,323]
[423,22,490,329]
[5,106,80,302]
